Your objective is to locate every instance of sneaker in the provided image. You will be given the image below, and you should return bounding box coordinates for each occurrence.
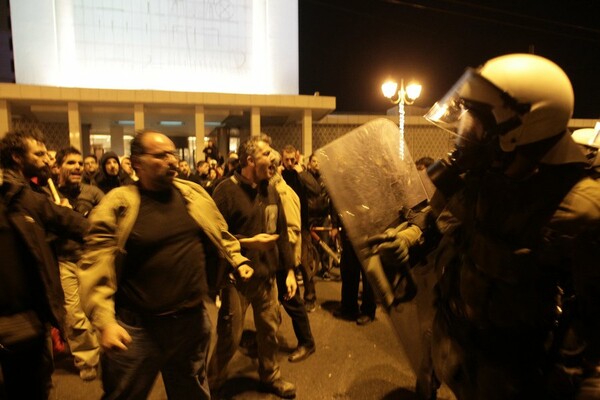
[259,378,296,398]
[79,366,97,381]
[305,301,316,313]
[356,314,374,326]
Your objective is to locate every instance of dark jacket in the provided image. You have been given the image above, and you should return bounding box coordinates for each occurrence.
[0,170,89,328]
[57,183,104,217]
[306,169,330,222]
[82,170,98,185]
[212,172,294,279]
[93,152,134,194]
[52,183,104,262]
[281,168,322,227]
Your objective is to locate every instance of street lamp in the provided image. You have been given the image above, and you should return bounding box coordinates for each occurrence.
[381,78,422,159]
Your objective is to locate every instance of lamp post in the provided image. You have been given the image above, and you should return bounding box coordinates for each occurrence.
[381,79,422,159]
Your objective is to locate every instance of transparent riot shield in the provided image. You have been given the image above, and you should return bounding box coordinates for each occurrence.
[316,118,433,373]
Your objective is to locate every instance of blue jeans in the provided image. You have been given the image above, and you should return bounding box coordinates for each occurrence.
[101,304,212,400]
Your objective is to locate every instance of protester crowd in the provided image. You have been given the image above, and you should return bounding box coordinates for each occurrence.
[1,53,600,400]
[0,131,352,400]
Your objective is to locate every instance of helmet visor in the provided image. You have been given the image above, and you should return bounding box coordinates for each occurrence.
[424,68,520,143]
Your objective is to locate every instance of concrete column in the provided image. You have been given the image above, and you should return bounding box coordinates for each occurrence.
[81,124,91,156]
[217,128,229,159]
[134,104,144,131]
[67,102,82,150]
[302,109,313,156]
[0,100,12,139]
[250,107,261,137]
[110,125,125,156]
[195,105,205,163]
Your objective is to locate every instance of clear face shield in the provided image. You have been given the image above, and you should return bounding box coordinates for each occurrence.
[423,69,523,195]
[425,68,522,143]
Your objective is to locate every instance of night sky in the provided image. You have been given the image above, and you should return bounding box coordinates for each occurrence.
[299,0,600,119]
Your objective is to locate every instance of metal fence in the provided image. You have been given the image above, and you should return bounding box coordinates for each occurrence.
[231,119,453,162]
[13,116,595,165]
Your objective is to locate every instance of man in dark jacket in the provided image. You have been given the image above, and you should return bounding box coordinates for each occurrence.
[0,130,88,399]
[92,151,134,194]
[191,160,210,186]
[281,145,322,312]
[209,137,297,399]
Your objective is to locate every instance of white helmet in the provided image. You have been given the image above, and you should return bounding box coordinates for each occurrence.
[571,122,600,149]
[571,123,600,168]
[425,53,586,165]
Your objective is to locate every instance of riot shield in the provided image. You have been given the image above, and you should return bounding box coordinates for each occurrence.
[316,118,435,374]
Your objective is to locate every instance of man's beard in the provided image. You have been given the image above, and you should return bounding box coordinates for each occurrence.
[24,163,51,184]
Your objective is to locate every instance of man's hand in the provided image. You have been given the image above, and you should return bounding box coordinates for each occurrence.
[238,234,279,250]
[100,322,132,351]
[293,163,304,173]
[284,269,298,300]
[59,198,72,209]
[237,264,254,280]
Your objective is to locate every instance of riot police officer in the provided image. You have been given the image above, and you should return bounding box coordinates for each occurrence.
[375,54,600,399]
[421,54,600,400]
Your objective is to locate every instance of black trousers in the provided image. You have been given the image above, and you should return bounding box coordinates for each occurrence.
[340,235,376,318]
[276,270,315,348]
[0,331,52,400]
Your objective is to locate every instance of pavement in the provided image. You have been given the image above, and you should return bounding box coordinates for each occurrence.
[49,269,456,400]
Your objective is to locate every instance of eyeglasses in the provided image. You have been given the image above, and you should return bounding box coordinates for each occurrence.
[142,151,179,161]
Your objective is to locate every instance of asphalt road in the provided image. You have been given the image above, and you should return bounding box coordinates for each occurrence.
[49,270,456,400]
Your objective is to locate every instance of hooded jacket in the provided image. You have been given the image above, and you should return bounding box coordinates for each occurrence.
[93,152,134,194]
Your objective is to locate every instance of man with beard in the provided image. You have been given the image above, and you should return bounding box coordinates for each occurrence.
[8,132,53,193]
[177,159,194,181]
[79,130,251,399]
[209,137,297,399]
[56,148,104,216]
[0,130,88,399]
[53,147,104,380]
[92,151,134,193]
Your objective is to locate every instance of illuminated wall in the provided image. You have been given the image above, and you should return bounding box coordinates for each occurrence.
[10,0,298,94]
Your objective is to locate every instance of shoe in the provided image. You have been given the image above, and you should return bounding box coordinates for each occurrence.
[295,269,303,286]
[79,366,97,381]
[305,301,316,313]
[356,314,374,326]
[259,378,296,398]
[321,271,332,281]
[288,345,316,362]
[333,307,358,321]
